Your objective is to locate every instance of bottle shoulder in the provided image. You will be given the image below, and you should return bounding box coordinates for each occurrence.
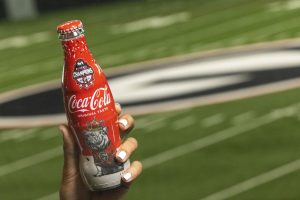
[62,60,107,91]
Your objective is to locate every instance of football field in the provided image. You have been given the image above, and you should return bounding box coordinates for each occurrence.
[1,0,300,199]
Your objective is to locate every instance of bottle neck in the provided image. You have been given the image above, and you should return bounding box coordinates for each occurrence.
[61,35,92,64]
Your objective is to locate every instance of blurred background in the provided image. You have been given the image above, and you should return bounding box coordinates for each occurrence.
[1,0,300,199]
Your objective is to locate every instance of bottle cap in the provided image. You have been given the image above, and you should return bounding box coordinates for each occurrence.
[57,20,84,41]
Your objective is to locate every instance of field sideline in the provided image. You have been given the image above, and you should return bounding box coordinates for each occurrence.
[1,0,300,199]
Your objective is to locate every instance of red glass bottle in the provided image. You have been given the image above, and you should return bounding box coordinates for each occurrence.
[57,20,129,190]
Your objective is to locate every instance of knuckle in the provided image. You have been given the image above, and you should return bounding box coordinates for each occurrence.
[131,161,143,176]
[115,102,122,110]
[127,137,138,149]
[122,113,130,118]
[129,117,135,128]
[134,161,143,170]
[123,114,135,126]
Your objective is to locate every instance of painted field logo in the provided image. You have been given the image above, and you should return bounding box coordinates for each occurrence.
[1,40,300,128]
[73,59,94,89]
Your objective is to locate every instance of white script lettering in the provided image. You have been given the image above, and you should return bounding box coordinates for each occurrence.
[68,85,111,113]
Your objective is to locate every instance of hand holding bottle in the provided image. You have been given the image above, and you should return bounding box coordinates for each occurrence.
[59,103,142,200]
[58,20,133,190]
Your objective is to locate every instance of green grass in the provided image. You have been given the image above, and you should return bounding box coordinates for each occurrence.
[129,88,300,200]
[1,0,300,199]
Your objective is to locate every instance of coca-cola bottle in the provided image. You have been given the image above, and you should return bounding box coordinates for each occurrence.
[57,20,129,190]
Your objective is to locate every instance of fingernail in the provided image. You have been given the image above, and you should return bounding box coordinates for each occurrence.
[122,172,132,182]
[118,119,128,128]
[117,150,127,161]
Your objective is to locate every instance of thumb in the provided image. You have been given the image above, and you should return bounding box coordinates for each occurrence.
[59,125,80,179]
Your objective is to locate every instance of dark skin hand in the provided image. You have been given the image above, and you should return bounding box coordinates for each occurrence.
[59,103,142,200]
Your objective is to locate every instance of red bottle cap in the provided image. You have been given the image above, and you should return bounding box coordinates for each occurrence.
[57,20,83,33]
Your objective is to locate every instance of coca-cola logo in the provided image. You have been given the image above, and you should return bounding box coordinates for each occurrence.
[73,59,94,89]
[68,85,111,113]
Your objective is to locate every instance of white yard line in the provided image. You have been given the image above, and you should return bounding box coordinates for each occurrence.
[108,8,267,65]
[268,0,300,12]
[231,111,256,125]
[36,191,59,200]
[16,132,39,143]
[144,122,166,133]
[39,131,59,141]
[0,128,39,142]
[204,14,300,50]
[0,4,286,81]
[111,12,190,34]
[285,0,300,10]
[142,103,300,169]
[248,18,300,40]
[0,146,62,177]
[1,59,59,79]
[201,114,225,128]
[135,111,184,130]
[163,8,268,51]
[36,103,300,200]
[172,116,196,130]
[0,32,51,50]
[0,103,288,199]
[135,116,168,130]
[200,158,300,200]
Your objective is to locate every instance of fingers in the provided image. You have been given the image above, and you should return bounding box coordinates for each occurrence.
[115,103,135,136]
[116,138,142,184]
[59,125,80,174]
[116,137,138,162]
[118,114,135,135]
[115,103,122,116]
[121,161,143,184]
